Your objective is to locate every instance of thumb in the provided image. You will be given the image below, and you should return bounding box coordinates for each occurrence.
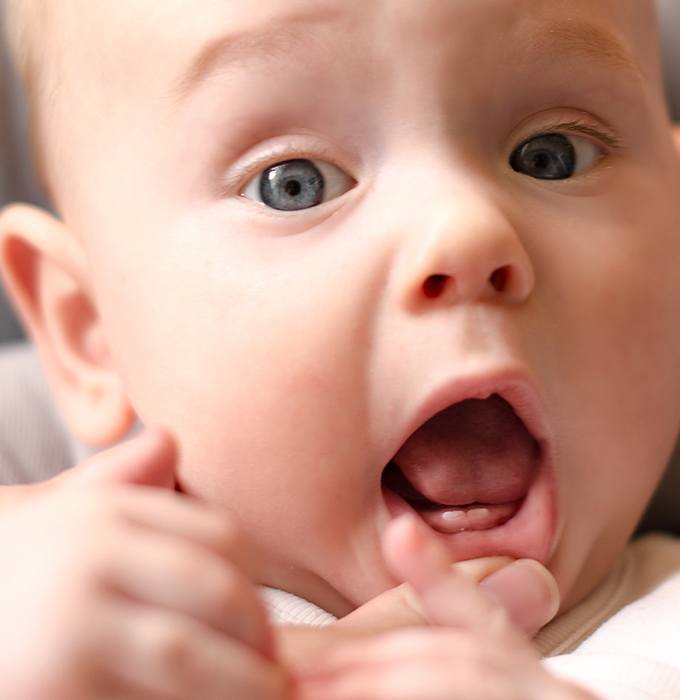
[480,558,560,637]
[53,426,178,490]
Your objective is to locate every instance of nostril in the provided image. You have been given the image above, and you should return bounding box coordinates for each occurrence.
[423,274,449,299]
[490,266,510,292]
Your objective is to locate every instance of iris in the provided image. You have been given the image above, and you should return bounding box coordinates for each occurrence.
[260,159,325,210]
[510,133,576,180]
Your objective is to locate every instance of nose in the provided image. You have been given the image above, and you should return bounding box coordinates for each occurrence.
[394,186,535,309]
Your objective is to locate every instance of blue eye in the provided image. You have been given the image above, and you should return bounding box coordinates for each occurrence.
[241,158,355,211]
[510,132,602,180]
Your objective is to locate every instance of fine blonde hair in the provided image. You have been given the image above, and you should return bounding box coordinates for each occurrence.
[3,0,55,199]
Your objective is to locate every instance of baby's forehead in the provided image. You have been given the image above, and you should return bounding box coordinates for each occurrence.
[52,0,655,125]
[71,0,655,76]
[27,0,661,212]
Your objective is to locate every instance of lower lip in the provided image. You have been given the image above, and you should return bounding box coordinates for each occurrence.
[382,452,557,565]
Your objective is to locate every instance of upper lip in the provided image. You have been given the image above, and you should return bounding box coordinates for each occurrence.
[387,366,554,467]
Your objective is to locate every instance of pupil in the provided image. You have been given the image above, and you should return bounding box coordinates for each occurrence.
[285,180,302,197]
[533,153,550,171]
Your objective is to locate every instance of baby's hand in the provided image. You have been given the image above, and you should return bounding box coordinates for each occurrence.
[296,514,597,700]
[0,428,288,700]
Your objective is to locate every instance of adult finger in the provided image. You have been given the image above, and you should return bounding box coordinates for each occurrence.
[480,558,560,636]
[296,626,469,680]
[296,628,493,700]
[102,485,261,580]
[453,556,515,581]
[333,555,513,638]
[104,529,273,657]
[98,600,289,700]
[55,426,177,490]
[382,513,556,639]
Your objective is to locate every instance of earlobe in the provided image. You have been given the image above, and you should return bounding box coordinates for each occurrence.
[0,204,136,447]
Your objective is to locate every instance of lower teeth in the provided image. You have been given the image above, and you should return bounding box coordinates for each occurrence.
[418,502,519,534]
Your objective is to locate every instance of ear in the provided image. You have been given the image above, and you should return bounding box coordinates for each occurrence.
[0,204,136,447]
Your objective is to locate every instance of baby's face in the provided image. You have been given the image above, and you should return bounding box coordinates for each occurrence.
[47,0,680,615]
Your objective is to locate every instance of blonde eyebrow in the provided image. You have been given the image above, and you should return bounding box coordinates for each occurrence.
[525,20,642,81]
[172,6,343,101]
[172,14,643,104]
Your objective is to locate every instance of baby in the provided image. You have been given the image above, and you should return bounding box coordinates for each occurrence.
[2,0,680,698]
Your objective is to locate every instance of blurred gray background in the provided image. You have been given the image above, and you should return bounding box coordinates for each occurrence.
[0,1,48,342]
[1,1,680,343]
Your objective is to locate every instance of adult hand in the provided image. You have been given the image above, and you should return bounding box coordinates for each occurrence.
[0,428,288,700]
[295,514,595,700]
[280,515,558,668]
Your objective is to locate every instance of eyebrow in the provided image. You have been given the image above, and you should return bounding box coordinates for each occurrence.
[172,6,344,101]
[173,13,642,103]
[524,20,642,81]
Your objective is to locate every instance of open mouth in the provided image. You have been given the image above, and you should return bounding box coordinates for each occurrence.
[382,462,526,533]
[381,390,555,563]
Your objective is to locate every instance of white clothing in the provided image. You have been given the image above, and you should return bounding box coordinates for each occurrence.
[263,533,680,700]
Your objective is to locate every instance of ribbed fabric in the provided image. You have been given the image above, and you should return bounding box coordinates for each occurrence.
[543,537,680,698]
[260,587,337,626]
[534,549,631,657]
[0,342,75,484]
[536,533,680,657]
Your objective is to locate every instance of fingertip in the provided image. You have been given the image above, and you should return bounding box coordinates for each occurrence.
[381,514,428,579]
[138,424,179,461]
[131,425,179,487]
[136,424,174,449]
[516,559,561,621]
[382,514,452,594]
[72,424,179,488]
[382,514,422,556]
[480,558,560,636]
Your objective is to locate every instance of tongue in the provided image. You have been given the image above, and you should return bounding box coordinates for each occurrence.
[393,395,538,506]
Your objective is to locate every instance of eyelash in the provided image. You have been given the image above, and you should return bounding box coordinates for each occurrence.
[517,118,623,153]
[225,142,350,196]
[226,118,622,197]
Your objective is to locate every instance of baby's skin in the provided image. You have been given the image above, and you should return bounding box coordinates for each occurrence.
[2,0,680,697]
[0,428,587,700]
[1,0,679,622]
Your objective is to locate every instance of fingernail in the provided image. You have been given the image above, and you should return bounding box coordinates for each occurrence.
[480,559,560,635]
